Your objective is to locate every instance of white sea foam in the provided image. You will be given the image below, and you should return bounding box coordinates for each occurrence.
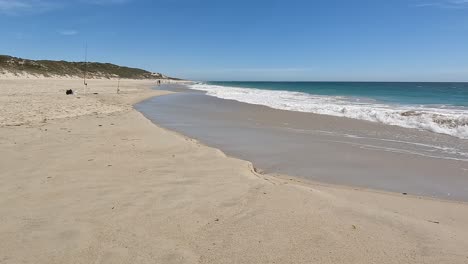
[189,83,468,139]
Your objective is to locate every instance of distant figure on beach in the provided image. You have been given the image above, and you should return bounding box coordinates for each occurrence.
[157,80,161,85]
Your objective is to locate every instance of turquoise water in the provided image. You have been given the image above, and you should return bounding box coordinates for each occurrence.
[208,82,468,107]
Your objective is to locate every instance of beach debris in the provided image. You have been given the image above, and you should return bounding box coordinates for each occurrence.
[402,192,408,195]
[99,125,102,127]
[214,218,219,222]
[352,225,357,230]
[66,89,74,95]
[401,110,422,117]
[427,220,440,224]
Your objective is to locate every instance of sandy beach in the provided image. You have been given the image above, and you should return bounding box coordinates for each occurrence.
[1,78,468,264]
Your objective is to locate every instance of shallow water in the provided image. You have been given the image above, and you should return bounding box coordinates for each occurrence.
[136,84,468,202]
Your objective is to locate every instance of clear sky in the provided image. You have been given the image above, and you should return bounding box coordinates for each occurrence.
[1,0,468,81]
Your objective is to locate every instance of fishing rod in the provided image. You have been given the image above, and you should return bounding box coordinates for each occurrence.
[83,43,88,93]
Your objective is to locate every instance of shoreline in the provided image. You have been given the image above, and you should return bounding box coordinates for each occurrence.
[2,79,468,263]
[135,83,468,205]
[137,85,468,202]
[139,91,468,205]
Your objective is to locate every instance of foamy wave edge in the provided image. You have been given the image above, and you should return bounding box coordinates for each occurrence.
[189,83,468,139]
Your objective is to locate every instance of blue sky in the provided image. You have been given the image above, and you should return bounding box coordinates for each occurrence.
[1,0,468,81]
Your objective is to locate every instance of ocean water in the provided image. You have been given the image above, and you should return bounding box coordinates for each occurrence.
[189,82,468,139]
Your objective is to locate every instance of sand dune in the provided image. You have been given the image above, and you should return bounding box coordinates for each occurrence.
[1,79,468,263]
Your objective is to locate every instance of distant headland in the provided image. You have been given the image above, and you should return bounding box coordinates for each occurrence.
[0,55,179,80]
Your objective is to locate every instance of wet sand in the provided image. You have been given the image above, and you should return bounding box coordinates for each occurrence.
[137,84,468,201]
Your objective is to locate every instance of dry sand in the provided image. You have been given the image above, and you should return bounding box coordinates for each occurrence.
[1,78,468,264]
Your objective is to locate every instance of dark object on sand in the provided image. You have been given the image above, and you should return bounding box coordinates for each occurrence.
[401,110,422,117]
[66,89,74,95]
